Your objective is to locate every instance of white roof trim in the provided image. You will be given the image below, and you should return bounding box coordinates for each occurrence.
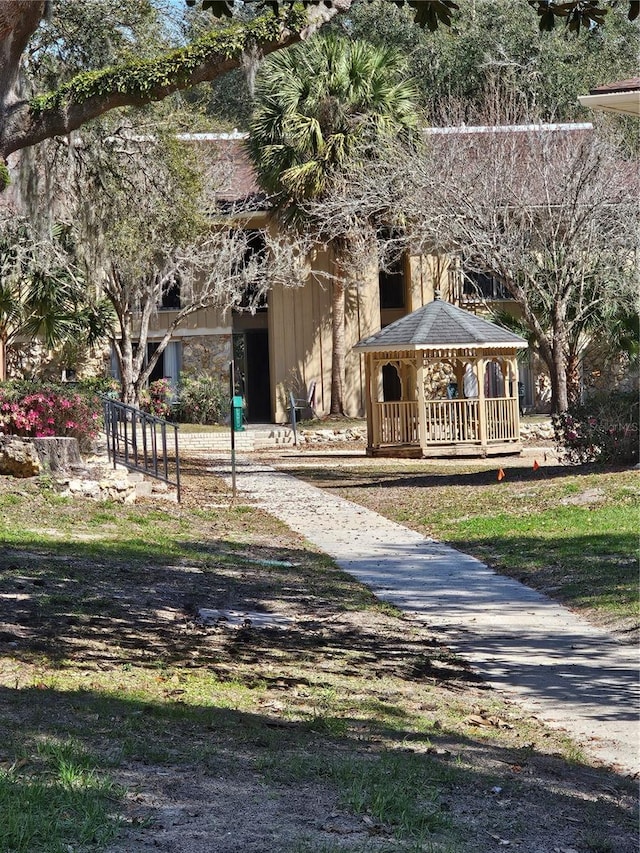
[424,122,593,135]
[175,131,249,140]
[578,92,640,118]
[356,341,528,353]
[122,125,595,144]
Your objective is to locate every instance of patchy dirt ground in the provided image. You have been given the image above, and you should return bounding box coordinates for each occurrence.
[0,460,637,853]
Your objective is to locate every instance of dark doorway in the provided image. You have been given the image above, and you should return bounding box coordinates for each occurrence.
[235,330,271,422]
[147,343,164,383]
[382,363,402,401]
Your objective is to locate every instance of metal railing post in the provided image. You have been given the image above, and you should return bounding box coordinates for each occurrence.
[174,425,181,504]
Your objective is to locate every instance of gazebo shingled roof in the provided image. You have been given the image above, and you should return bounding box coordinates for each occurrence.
[355,297,528,351]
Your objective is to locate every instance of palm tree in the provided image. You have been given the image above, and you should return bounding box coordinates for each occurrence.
[247,32,418,414]
[0,218,111,380]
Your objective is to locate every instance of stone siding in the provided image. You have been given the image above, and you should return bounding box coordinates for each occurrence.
[181,334,232,382]
[583,348,637,396]
[7,340,110,382]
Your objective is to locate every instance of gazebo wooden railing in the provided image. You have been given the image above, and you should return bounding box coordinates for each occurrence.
[374,395,519,448]
[378,401,419,444]
[485,397,519,441]
[424,398,479,443]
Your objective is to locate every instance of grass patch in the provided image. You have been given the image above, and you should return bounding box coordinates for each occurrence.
[176,423,230,432]
[0,465,637,852]
[333,751,448,838]
[446,505,637,617]
[260,749,449,840]
[0,738,121,853]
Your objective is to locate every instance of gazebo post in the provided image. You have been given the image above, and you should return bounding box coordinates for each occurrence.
[476,357,488,454]
[416,352,428,453]
[370,355,381,452]
[511,355,521,436]
[364,353,375,450]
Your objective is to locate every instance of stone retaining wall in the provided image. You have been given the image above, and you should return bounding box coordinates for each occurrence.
[0,435,177,502]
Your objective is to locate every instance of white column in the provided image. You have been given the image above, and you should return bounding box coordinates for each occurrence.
[417,354,428,454]
[476,357,487,451]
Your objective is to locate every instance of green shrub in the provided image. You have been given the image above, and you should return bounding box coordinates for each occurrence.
[77,376,120,396]
[175,374,229,425]
[553,391,639,465]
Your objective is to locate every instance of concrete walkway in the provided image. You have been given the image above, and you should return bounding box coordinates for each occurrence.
[215,455,639,776]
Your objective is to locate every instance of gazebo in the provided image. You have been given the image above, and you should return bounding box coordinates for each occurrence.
[355,295,528,458]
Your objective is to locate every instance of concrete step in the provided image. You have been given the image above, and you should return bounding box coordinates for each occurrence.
[178,428,298,451]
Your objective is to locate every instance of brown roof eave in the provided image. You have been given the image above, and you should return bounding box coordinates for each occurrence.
[589,77,640,95]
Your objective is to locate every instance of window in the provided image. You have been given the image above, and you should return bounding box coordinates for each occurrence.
[235,230,268,312]
[109,342,181,395]
[147,342,182,392]
[160,276,181,310]
[462,270,509,301]
[379,255,406,310]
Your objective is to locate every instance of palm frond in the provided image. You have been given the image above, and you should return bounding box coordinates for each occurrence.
[247,31,419,212]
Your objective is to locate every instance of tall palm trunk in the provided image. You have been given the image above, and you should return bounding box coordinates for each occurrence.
[248,34,418,420]
[0,334,6,381]
[330,275,346,415]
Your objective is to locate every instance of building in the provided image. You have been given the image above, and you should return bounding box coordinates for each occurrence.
[7,125,625,419]
[138,131,543,424]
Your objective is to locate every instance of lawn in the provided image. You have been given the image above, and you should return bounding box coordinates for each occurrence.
[277,455,639,639]
[0,461,637,853]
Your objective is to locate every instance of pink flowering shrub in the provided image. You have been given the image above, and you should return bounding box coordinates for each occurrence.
[0,383,101,451]
[553,392,639,465]
[139,378,173,420]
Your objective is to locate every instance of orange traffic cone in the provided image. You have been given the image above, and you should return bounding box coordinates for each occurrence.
[497,468,506,481]
[533,460,540,471]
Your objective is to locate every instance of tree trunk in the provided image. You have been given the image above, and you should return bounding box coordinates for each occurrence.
[549,309,569,413]
[0,3,349,162]
[0,333,6,382]
[114,327,138,407]
[566,352,582,406]
[550,343,569,414]
[119,350,137,407]
[330,276,346,415]
[0,3,46,108]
